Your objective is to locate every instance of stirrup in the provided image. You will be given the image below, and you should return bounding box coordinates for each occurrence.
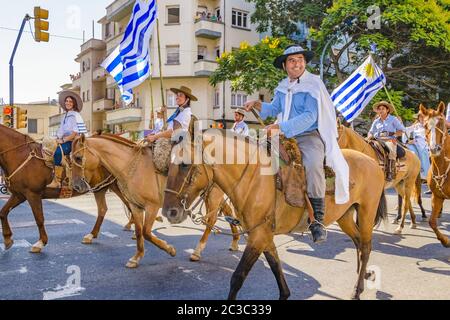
[307,220,328,242]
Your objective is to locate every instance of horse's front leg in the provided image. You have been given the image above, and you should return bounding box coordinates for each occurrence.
[25,192,48,253]
[126,205,145,268]
[0,193,25,250]
[82,189,108,244]
[143,204,176,257]
[429,195,450,247]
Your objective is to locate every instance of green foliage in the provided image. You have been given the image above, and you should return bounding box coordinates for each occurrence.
[209,37,292,93]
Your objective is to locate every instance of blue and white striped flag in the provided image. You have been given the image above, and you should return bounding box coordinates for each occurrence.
[332,55,386,122]
[101,0,157,105]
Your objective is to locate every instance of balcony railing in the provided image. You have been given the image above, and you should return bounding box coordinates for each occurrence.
[194,19,223,39]
[106,106,143,125]
[194,59,218,76]
[93,98,114,112]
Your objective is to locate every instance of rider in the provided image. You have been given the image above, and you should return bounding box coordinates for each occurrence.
[146,86,197,143]
[231,108,249,136]
[244,44,350,244]
[47,91,88,188]
[368,101,405,181]
[405,112,430,181]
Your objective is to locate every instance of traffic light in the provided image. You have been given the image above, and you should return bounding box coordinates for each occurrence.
[15,107,28,129]
[34,7,49,42]
[2,106,14,128]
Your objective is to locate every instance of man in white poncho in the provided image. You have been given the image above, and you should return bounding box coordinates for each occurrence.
[244,45,350,243]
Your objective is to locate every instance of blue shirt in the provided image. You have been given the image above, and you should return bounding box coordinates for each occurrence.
[260,91,318,138]
[56,112,81,139]
[369,115,405,139]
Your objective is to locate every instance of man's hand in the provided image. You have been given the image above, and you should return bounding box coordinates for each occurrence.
[243,100,262,112]
[265,124,280,138]
[146,134,158,143]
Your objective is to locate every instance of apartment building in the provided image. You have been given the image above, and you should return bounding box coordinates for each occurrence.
[63,0,262,136]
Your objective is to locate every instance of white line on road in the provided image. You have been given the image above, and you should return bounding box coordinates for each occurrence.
[0,266,28,276]
[12,219,85,228]
[0,239,32,251]
[101,232,119,238]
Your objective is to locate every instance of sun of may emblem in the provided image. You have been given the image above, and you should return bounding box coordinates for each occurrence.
[365,63,375,78]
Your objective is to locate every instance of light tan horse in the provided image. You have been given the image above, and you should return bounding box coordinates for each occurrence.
[162,131,387,300]
[71,134,239,266]
[419,102,450,247]
[337,124,423,234]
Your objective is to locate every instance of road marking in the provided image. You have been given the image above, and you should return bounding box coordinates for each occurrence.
[0,266,28,276]
[43,285,85,300]
[0,239,32,251]
[101,232,118,238]
[12,219,85,228]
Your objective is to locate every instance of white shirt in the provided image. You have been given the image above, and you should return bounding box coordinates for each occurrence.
[446,103,450,122]
[167,107,192,131]
[231,120,249,136]
[154,118,164,133]
[405,122,428,151]
[56,111,85,139]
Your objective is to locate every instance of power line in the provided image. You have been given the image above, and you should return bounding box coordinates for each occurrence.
[0,26,83,41]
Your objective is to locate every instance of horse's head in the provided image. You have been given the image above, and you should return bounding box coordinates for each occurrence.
[71,134,101,193]
[421,101,447,157]
[336,119,348,148]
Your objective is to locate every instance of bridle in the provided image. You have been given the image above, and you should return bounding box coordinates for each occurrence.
[71,140,116,193]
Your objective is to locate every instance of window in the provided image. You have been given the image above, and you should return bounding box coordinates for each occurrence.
[215,46,220,59]
[231,92,248,107]
[87,90,90,102]
[215,8,221,21]
[198,46,207,60]
[82,92,85,102]
[28,119,37,134]
[135,92,140,108]
[232,9,248,28]
[167,6,180,24]
[167,90,177,107]
[166,45,180,64]
[214,90,220,108]
[106,88,115,100]
[105,22,113,39]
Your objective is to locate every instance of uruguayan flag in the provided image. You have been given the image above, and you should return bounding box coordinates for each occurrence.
[101,0,157,105]
[332,55,385,122]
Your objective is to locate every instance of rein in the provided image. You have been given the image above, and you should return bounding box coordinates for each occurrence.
[429,117,450,197]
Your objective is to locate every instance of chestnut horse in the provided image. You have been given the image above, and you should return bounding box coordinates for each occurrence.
[337,124,424,234]
[71,134,239,267]
[162,130,387,300]
[0,124,133,253]
[419,102,450,247]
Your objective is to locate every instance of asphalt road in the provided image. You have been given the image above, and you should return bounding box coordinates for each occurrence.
[0,188,449,300]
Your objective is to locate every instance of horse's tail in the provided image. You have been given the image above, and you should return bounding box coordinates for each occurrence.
[374,190,388,227]
[412,174,422,205]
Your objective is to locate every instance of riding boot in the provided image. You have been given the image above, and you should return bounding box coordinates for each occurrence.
[47,166,63,188]
[308,197,327,243]
[386,160,394,181]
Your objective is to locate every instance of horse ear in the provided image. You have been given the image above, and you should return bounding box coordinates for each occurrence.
[419,103,428,115]
[437,101,446,114]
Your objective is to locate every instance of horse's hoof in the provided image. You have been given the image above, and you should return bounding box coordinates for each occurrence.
[391,219,399,225]
[442,240,450,248]
[351,294,361,300]
[81,234,94,244]
[190,253,201,262]
[410,223,417,229]
[123,225,132,231]
[131,232,137,240]
[126,259,139,268]
[168,246,176,257]
[30,246,42,253]
[365,271,376,282]
[4,239,14,250]
[229,243,239,251]
[155,216,163,223]
[393,227,403,234]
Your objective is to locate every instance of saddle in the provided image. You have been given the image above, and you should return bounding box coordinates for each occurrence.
[368,139,407,181]
[273,137,339,208]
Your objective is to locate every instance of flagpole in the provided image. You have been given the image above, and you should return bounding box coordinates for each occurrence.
[149,76,155,129]
[370,53,399,117]
[156,17,166,126]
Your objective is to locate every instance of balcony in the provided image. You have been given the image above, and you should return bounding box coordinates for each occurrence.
[70,73,81,89]
[93,67,107,82]
[93,99,114,113]
[49,113,64,127]
[107,0,134,22]
[194,60,218,76]
[80,39,106,53]
[194,19,223,39]
[106,106,142,125]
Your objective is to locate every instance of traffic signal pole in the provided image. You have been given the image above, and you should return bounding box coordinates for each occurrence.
[9,14,31,106]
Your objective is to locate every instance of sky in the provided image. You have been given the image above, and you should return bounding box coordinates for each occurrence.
[0,0,112,104]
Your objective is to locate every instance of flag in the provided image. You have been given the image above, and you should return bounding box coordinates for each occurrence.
[101,0,157,105]
[332,55,385,122]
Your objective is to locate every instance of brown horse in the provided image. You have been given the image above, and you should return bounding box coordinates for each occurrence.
[162,130,387,300]
[71,134,240,266]
[419,102,450,248]
[337,124,424,234]
[0,124,133,253]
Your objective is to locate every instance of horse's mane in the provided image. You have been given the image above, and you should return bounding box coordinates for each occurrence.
[341,125,367,144]
[0,124,37,144]
[90,133,137,148]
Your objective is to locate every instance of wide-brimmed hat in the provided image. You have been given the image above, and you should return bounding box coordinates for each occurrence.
[59,90,83,112]
[273,44,314,69]
[170,86,198,101]
[372,101,394,114]
[156,106,165,115]
[234,108,246,117]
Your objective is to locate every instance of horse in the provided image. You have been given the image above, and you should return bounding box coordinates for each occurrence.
[418,101,450,248]
[162,130,387,300]
[0,124,133,253]
[71,134,240,267]
[337,123,424,234]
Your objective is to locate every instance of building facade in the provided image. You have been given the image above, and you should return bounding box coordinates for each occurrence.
[63,0,262,137]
